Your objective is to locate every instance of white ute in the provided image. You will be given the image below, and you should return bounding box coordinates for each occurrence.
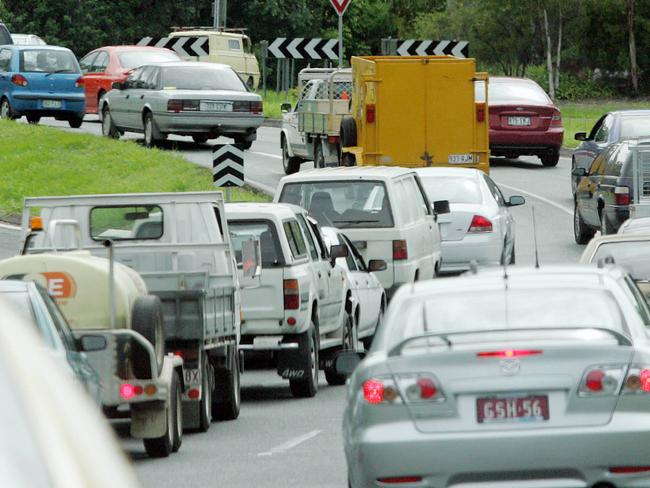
[226,202,354,397]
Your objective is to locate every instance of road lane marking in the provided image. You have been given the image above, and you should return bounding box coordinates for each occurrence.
[494,182,572,216]
[257,429,322,457]
[252,151,282,160]
[0,222,19,231]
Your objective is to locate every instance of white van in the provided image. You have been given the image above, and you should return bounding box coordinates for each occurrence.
[168,28,260,90]
[275,167,447,299]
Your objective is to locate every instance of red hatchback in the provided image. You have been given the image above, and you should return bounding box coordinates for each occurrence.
[477,77,563,167]
[79,46,180,115]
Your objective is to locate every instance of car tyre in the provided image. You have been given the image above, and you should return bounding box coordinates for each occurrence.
[197,354,212,432]
[143,112,161,148]
[541,152,560,167]
[314,140,326,169]
[144,370,181,458]
[26,114,40,124]
[290,324,318,398]
[0,98,16,120]
[68,115,84,128]
[131,295,165,379]
[192,135,209,144]
[212,347,241,420]
[101,106,120,139]
[282,137,301,174]
[574,201,595,245]
[234,137,253,150]
[325,313,356,386]
[340,116,357,147]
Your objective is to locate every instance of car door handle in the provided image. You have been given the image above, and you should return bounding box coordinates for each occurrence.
[139,95,145,99]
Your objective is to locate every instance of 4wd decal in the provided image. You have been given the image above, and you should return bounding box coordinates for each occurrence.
[281,369,305,379]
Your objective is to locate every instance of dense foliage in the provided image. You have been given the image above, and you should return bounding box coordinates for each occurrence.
[1,0,647,98]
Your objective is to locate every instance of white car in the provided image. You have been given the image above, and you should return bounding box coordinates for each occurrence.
[226,202,353,397]
[618,217,650,235]
[321,227,386,349]
[416,167,525,272]
[0,299,141,488]
[275,167,446,300]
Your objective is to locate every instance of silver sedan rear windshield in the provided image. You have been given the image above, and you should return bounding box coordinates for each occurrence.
[420,176,482,204]
[161,66,246,91]
[391,288,625,348]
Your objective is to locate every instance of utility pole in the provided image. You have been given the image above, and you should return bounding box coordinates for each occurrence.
[213,0,227,29]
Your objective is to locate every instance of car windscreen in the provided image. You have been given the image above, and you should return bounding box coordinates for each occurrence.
[160,66,246,91]
[228,220,283,267]
[475,80,550,104]
[389,288,626,351]
[419,176,482,204]
[279,181,394,229]
[620,116,650,139]
[89,205,163,241]
[592,242,650,280]
[20,49,79,73]
[118,50,180,69]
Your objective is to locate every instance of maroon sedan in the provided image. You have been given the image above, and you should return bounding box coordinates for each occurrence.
[477,77,564,167]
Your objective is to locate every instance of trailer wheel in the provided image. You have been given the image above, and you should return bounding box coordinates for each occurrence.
[340,116,357,148]
[131,295,165,379]
[198,354,212,431]
[212,347,241,420]
[290,324,318,398]
[144,370,181,458]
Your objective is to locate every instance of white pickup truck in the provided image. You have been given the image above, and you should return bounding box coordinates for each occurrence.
[226,202,354,397]
[281,68,352,174]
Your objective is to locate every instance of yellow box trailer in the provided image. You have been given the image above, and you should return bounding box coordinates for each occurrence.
[340,56,490,173]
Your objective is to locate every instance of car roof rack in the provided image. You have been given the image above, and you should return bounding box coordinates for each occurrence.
[170,26,248,34]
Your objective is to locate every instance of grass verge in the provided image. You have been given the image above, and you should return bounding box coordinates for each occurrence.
[261,89,298,119]
[0,120,269,220]
[558,99,650,149]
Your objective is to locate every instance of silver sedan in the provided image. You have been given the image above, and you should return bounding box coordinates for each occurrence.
[415,167,524,272]
[101,61,263,148]
[340,265,650,488]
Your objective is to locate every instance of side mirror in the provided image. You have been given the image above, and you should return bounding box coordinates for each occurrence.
[506,195,526,207]
[574,132,587,141]
[78,334,107,352]
[572,167,588,178]
[281,102,292,113]
[433,200,450,215]
[367,259,387,272]
[333,350,365,377]
[111,81,124,90]
[329,244,348,266]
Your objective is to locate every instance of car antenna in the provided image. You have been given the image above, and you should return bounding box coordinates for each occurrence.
[532,205,540,269]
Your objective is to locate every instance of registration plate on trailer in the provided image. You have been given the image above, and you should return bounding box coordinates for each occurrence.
[184,368,200,386]
[200,101,232,112]
[448,153,474,164]
[42,99,61,109]
[508,116,531,126]
[476,395,549,423]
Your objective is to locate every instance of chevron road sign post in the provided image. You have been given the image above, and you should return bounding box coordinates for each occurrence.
[137,36,209,58]
[213,144,245,202]
[330,0,352,68]
[382,39,469,58]
[267,38,339,60]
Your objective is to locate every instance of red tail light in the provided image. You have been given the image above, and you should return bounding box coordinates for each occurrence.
[167,99,183,112]
[585,370,605,391]
[615,186,630,205]
[233,100,249,112]
[550,110,562,127]
[283,279,299,310]
[250,100,263,114]
[363,379,384,404]
[377,476,423,484]
[623,366,650,393]
[328,135,339,144]
[610,467,650,474]
[477,349,542,358]
[120,383,136,400]
[468,215,493,233]
[396,374,444,403]
[74,76,85,88]
[11,74,28,87]
[182,100,199,111]
[476,102,486,122]
[392,240,408,261]
[579,365,625,396]
[366,104,376,124]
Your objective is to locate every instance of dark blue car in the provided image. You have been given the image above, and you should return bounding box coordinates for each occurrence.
[572,110,650,195]
[0,44,85,127]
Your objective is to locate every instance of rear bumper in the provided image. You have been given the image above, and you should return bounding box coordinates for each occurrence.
[440,234,502,272]
[154,112,264,135]
[10,94,84,116]
[489,128,563,155]
[347,413,650,488]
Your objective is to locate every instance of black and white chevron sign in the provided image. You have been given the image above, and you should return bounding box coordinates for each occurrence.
[395,40,468,58]
[213,144,245,188]
[268,38,339,60]
[137,36,209,57]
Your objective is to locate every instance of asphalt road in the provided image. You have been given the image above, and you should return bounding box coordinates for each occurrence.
[0,118,583,487]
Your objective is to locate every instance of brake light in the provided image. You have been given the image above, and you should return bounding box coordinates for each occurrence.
[233,100,249,112]
[610,467,650,474]
[623,366,650,393]
[366,104,376,124]
[392,240,408,261]
[74,76,84,88]
[477,349,542,358]
[120,383,136,400]
[468,215,493,233]
[182,100,199,111]
[476,102,486,122]
[363,377,400,404]
[283,279,299,310]
[167,99,183,112]
[188,388,200,399]
[377,476,423,484]
[328,135,339,144]
[250,100,263,114]
[615,186,630,205]
[579,365,625,396]
[395,374,444,403]
[550,110,562,127]
[11,74,28,87]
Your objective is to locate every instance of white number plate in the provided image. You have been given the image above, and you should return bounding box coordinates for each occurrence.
[508,116,531,126]
[448,153,474,164]
[184,368,200,385]
[42,99,61,109]
[200,101,232,112]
